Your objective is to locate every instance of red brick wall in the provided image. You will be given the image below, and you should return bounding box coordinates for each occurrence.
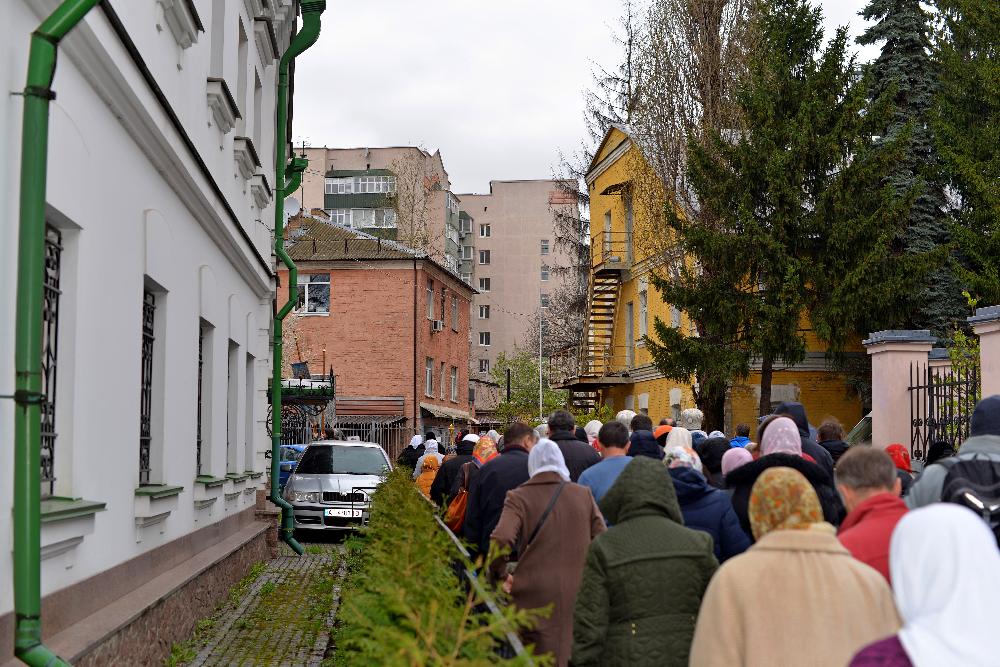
[277,262,472,422]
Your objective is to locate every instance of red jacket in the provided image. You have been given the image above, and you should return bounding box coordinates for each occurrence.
[838,492,908,584]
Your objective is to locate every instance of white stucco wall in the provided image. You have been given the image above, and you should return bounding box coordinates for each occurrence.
[0,0,295,616]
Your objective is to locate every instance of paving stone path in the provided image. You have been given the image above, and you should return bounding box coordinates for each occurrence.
[171,541,345,667]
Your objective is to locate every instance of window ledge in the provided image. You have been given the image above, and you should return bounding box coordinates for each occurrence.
[195,475,227,489]
[246,470,264,479]
[135,484,185,500]
[225,473,250,483]
[40,497,107,524]
[297,312,329,317]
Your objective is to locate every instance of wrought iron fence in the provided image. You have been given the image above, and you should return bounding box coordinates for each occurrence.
[332,417,412,463]
[909,362,980,461]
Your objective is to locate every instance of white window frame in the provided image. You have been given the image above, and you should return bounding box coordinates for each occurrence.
[480,224,491,238]
[426,279,434,320]
[540,293,550,309]
[639,288,648,338]
[296,273,331,315]
[479,358,490,374]
[328,209,351,226]
[450,366,458,402]
[425,357,433,396]
[325,177,353,194]
[541,265,550,282]
[540,239,550,255]
[479,305,490,319]
[439,362,446,400]
[451,296,459,330]
[479,277,490,292]
[479,331,491,347]
[479,249,491,265]
[461,245,474,260]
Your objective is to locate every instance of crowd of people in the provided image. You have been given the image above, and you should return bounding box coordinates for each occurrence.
[396,396,1000,666]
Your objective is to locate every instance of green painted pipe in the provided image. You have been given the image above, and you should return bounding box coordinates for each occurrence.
[269,1,326,557]
[14,2,100,665]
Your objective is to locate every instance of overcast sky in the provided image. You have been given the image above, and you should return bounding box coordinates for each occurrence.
[293,1,880,194]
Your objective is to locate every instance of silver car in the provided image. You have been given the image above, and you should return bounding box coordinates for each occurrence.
[283,440,391,531]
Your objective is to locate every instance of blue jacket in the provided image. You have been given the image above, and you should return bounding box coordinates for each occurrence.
[730,436,751,449]
[668,466,751,562]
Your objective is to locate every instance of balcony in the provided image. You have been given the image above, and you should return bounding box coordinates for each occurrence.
[549,344,634,389]
[592,231,632,273]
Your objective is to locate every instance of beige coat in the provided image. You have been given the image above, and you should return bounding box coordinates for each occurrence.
[490,471,605,666]
[690,524,900,667]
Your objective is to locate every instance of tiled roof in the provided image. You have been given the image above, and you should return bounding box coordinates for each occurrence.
[286,215,422,262]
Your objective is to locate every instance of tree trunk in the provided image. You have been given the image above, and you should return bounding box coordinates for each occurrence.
[758,352,774,418]
[695,379,727,434]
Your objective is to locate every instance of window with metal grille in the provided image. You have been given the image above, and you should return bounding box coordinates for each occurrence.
[40,226,62,497]
[196,325,204,476]
[140,290,156,484]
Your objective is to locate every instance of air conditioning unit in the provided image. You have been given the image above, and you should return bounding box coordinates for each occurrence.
[431,319,444,333]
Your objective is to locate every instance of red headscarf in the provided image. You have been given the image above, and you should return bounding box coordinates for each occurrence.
[886,443,912,473]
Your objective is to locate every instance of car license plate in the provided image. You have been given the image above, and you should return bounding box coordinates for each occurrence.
[324,509,363,518]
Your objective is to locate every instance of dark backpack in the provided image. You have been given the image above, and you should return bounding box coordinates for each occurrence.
[940,454,1000,545]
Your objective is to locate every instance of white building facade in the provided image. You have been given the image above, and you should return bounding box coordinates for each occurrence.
[0,0,298,661]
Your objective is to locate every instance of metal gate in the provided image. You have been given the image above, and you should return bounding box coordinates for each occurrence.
[909,362,980,461]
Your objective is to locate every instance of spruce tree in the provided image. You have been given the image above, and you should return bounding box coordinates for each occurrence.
[859,0,965,335]
[934,0,1000,304]
[647,0,929,418]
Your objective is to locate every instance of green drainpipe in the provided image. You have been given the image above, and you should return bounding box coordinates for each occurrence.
[270,1,326,557]
[14,2,100,665]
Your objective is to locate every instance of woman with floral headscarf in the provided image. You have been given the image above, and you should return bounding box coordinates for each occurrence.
[448,435,499,502]
[724,416,845,537]
[666,446,750,562]
[490,439,605,666]
[691,467,899,667]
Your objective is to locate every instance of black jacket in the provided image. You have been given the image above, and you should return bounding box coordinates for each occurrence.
[629,429,664,460]
[397,443,425,469]
[774,401,835,477]
[549,429,601,482]
[430,440,475,506]
[819,439,850,463]
[463,445,530,556]
[725,452,846,539]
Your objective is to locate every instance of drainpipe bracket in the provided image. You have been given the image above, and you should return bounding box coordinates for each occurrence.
[24,85,56,100]
[13,390,45,405]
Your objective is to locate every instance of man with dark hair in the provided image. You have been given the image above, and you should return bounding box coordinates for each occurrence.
[730,423,751,449]
[659,418,675,427]
[835,446,906,583]
[817,420,849,463]
[578,422,632,505]
[629,413,663,460]
[630,414,653,433]
[463,422,537,557]
[547,409,600,482]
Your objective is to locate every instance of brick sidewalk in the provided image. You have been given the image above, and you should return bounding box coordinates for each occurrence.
[168,542,344,667]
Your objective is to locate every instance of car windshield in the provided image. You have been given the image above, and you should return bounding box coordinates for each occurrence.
[281,448,303,462]
[295,445,387,475]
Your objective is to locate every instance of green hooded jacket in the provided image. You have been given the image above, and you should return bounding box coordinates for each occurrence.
[571,457,719,667]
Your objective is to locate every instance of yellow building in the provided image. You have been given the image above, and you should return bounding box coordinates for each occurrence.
[551,126,864,431]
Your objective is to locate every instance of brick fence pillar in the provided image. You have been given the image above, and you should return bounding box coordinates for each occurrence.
[864,330,936,449]
[970,306,1000,398]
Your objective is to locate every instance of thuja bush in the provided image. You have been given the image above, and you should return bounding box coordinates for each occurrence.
[334,467,546,666]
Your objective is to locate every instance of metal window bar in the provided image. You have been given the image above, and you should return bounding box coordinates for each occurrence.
[139,290,156,484]
[909,361,980,461]
[40,225,62,497]
[196,326,204,476]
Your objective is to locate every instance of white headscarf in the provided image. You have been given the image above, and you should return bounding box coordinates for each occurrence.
[528,438,570,481]
[584,420,603,445]
[408,435,423,449]
[615,410,636,429]
[486,429,501,442]
[462,433,480,444]
[892,504,1000,667]
[424,440,439,455]
[708,430,726,439]
[535,423,550,439]
[665,427,692,450]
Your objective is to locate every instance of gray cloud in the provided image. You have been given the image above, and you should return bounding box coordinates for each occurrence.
[293,1,878,193]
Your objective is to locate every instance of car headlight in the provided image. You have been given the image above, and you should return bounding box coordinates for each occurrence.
[291,491,320,503]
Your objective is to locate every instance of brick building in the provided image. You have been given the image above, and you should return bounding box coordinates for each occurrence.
[280,216,475,457]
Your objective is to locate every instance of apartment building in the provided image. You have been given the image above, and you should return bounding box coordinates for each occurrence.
[297,146,465,276]
[1,1,304,663]
[457,180,579,421]
[280,215,475,455]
